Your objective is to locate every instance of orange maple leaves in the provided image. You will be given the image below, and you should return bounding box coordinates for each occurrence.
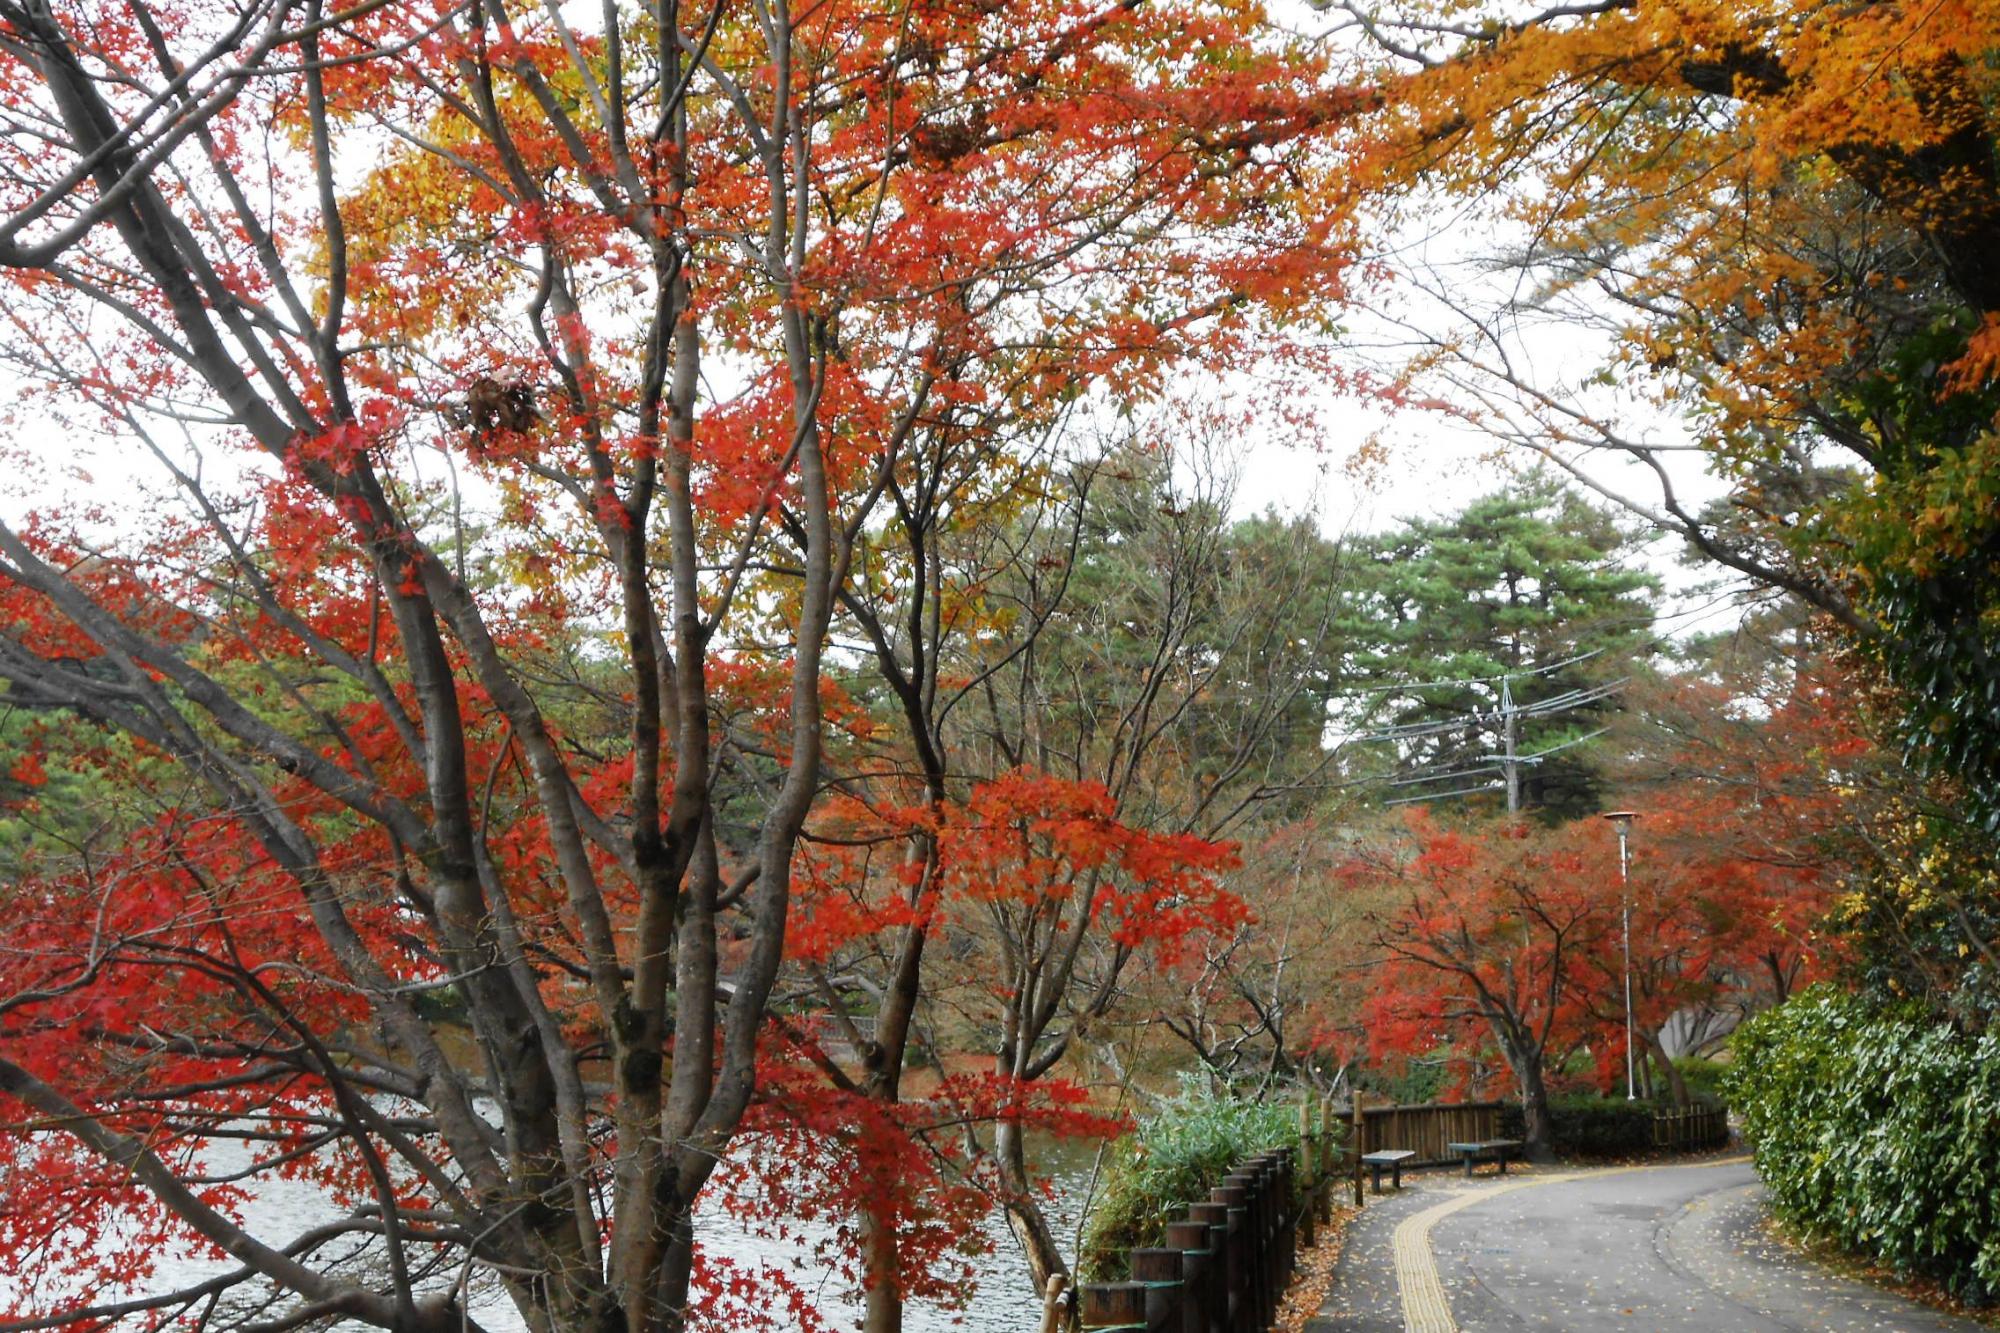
[792,768,1244,967]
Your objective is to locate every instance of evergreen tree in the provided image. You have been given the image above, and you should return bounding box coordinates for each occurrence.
[1342,473,1660,819]
[958,443,1352,832]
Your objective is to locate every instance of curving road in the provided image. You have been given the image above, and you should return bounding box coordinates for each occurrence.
[1310,1159,1986,1332]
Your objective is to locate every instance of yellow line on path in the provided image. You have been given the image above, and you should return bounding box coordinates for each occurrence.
[1392,1174,1578,1332]
[1391,1157,1752,1332]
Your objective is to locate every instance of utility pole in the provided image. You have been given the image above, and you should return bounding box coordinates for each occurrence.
[1603,811,1639,1100]
[1370,653,1623,810]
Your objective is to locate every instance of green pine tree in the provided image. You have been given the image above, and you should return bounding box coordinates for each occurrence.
[1341,472,1660,819]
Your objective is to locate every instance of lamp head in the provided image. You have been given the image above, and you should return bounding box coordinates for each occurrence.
[1601,810,1638,833]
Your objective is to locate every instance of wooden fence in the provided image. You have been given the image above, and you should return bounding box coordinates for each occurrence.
[1055,1096,1727,1329]
[1652,1104,1728,1152]
[1353,1099,1726,1161]
[1065,1099,1345,1332]
[1355,1100,1503,1166]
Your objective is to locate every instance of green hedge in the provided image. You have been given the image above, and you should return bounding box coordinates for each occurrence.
[1076,1083,1328,1281]
[1500,1096,1665,1156]
[1553,1096,1662,1156]
[1726,987,2000,1301]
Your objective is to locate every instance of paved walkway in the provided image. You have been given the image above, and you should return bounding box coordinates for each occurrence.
[1307,1158,1986,1332]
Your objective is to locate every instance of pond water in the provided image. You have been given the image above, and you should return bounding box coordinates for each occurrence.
[5,1134,1106,1333]
[699,1136,1103,1331]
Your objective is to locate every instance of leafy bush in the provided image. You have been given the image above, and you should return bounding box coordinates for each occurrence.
[1076,1082,1332,1281]
[1673,1055,1730,1105]
[1369,1057,1448,1106]
[1551,1096,1661,1156]
[1727,987,2000,1301]
[1499,1096,1662,1157]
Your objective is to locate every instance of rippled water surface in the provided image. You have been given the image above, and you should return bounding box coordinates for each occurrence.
[6,1135,1103,1333]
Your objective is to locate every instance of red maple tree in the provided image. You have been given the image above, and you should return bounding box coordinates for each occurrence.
[1358,813,1607,1156]
[0,1,1361,1330]
[1358,660,1855,1140]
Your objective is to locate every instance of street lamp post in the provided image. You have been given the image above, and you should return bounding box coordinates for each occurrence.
[1602,811,1639,1101]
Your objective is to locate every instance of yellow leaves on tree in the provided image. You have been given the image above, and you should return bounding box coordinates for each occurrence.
[1357,0,2000,435]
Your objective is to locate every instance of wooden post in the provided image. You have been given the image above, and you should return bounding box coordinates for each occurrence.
[1277,1147,1297,1282]
[1273,1152,1291,1297]
[1166,1218,1215,1333]
[1264,1154,1286,1317]
[1242,1157,1268,1320]
[1186,1202,1231,1333]
[1212,1182,1250,1332]
[1078,1282,1147,1331]
[1261,1153,1285,1307]
[1039,1273,1070,1333]
[1297,1099,1316,1248]
[1351,1094,1365,1208]
[1320,1088,1336,1216]
[1223,1169,1267,1330]
[1131,1248,1185,1332]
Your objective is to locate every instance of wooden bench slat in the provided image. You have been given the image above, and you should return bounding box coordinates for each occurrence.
[1360,1147,1417,1192]
[1446,1139,1522,1178]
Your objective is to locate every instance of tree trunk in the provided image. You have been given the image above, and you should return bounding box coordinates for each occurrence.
[860,1203,904,1333]
[1648,1034,1690,1108]
[655,1205,697,1333]
[855,825,940,1333]
[996,1118,1068,1299]
[1511,1049,1556,1161]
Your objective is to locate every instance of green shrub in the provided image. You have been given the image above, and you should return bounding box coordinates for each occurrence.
[1551,1095,1661,1156]
[1500,1095,1663,1157]
[1076,1082,1332,1281]
[1369,1058,1447,1106]
[1672,1055,1730,1105]
[1727,987,2000,1302]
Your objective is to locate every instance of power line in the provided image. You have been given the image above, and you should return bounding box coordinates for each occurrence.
[1385,781,1504,807]
[1384,763,1506,788]
[1350,653,1631,813]
[1516,726,1610,763]
[1335,645,1610,699]
[1511,678,1627,718]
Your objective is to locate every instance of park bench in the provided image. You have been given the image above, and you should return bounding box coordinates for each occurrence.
[1445,1139,1521,1178]
[1360,1149,1416,1193]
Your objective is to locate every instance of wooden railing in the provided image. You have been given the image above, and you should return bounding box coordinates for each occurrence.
[1652,1104,1728,1152]
[1067,1099,1345,1332]
[1355,1100,1503,1167]
[1057,1096,1725,1329]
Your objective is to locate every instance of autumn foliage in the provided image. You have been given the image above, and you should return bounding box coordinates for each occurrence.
[1355,667,1854,1152]
[0,0,1363,1329]
[9,0,1994,1324]
[1344,0,2000,833]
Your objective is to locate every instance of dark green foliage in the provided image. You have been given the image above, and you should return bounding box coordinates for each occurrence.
[1500,1096,1665,1158]
[1551,1097,1661,1157]
[1727,988,2000,1301]
[1368,1057,1448,1107]
[1842,439,2000,839]
[1076,1083,1329,1281]
[1819,315,2000,838]
[1672,1056,1730,1106]
[1342,471,1659,819]
[968,444,1350,831]
[0,695,155,875]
